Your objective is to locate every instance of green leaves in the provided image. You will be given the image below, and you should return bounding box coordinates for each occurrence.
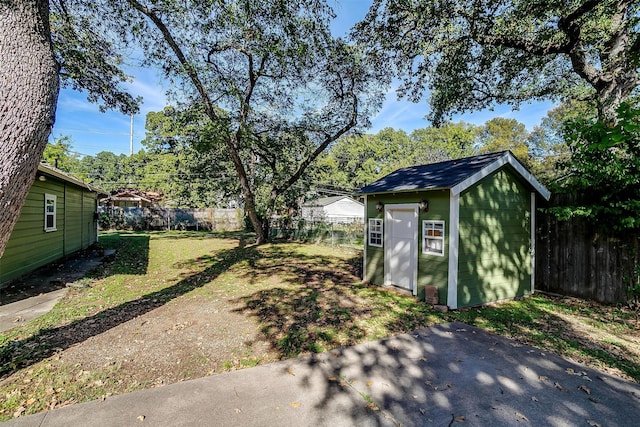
[50,1,140,114]
[556,102,640,233]
[354,0,639,124]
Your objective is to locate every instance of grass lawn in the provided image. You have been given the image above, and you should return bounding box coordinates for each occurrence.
[0,231,638,420]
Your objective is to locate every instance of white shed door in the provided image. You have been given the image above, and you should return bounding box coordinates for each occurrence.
[385,207,417,294]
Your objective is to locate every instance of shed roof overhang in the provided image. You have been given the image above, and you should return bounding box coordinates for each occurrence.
[38,163,109,197]
[451,151,550,200]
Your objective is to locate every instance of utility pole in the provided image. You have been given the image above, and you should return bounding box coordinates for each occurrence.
[129,114,134,155]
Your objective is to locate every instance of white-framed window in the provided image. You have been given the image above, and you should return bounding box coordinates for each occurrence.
[423,220,445,256]
[368,218,383,247]
[44,193,57,232]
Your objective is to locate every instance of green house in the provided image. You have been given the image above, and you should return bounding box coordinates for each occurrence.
[356,151,550,309]
[0,164,106,287]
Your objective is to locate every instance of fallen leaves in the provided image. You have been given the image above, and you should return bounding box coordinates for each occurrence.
[13,406,25,418]
[566,368,592,381]
[515,411,529,423]
[290,401,300,408]
[578,385,591,395]
[367,402,380,411]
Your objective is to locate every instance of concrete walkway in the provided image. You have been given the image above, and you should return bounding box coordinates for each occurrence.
[0,249,115,333]
[3,322,639,426]
[0,289,68,333]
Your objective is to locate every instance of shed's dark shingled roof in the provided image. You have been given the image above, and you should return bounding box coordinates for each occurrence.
[356,151,508,194]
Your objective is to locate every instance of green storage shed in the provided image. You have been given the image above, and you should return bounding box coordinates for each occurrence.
[0,163,106,288]
[357,151,550,309]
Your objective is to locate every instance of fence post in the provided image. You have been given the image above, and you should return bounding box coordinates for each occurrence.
[331,222,334,246]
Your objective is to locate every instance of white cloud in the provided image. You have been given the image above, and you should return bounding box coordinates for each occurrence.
[124,70,169,114]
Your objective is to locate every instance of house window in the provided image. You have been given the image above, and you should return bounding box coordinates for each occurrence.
[368,218,383,247]
[423,220,445,256]
[44,194,57,232]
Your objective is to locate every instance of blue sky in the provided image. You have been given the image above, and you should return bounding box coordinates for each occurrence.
[51,0,555,157]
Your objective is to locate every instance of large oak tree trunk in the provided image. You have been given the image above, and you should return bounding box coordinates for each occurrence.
[0,0,59,257]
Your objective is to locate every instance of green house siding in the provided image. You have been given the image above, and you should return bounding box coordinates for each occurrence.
[65,186,84,253]
[364,191,450,302]
[83,192,97,247]
[457,168,532,307]
[0,177,100,286]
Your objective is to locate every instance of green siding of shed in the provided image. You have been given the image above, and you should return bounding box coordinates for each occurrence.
[364,196,385,286]
[83,192,97,247]
[65,187,84,253]
[457,168,531,307]
[1,181,65,283]
[0,178,99,286]
[365,191,450,303]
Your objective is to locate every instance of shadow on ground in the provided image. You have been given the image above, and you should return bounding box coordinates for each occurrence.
[232,244,439,358]
[0,240,256,379]
[280,322,640,427]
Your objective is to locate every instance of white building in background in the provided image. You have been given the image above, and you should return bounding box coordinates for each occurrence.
[300,196,364,224]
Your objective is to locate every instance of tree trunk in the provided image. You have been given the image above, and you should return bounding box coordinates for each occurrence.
[225,135,267,244]
[0,0,59,257]
[596,72,638,124]
[245,197,267,244]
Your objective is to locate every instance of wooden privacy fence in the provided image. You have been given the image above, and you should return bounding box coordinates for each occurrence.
[98,207,243,232]
[535,194,640,305]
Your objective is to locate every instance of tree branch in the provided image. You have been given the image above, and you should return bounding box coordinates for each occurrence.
[555,0,609,90]
[473,33,569,56]
[602,0,633,70]
[273,81,359,197]
[558,0,601,33]
[125,0,220,122]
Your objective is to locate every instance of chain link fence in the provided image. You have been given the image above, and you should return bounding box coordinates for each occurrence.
[269,217,364,248]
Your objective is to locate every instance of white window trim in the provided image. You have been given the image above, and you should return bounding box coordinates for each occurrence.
[44,193,57,232]
[422,220,445,256]
[368,218,383,247]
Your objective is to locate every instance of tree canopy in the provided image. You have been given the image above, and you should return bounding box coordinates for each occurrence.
[99,0,384,243]
[550,102,640,233]
[50,0,140,114]
[354,0,640,124]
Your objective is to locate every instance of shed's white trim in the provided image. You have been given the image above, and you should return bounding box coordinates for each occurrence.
[363,195,368,282]
[531,192,536,294]
[450,152,551,200]
[447,193,459,309]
